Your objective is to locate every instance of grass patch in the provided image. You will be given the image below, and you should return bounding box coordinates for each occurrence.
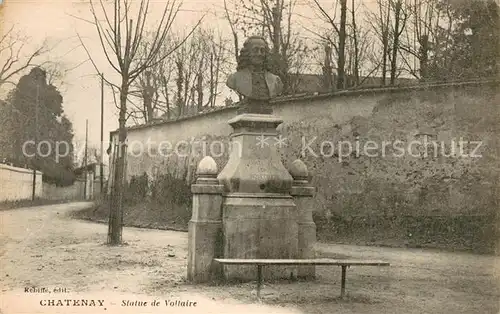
[314,212,500,255]
[71,172,193,231]
[72,196,190,232]
[0,197,75,211]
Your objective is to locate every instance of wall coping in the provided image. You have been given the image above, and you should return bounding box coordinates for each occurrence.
[110,78,499,136]
[0,163,42,175]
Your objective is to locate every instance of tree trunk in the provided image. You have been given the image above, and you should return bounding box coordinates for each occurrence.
[143,91,154,122]
[381,4,390,86]
[272,6,281,56]
[176,60,183,117]
[209,52,215,107]
[196,57,203,112]
[337,0,347,90]
[419,35,429,80]
[108,80,128,246]
[144,72,154,122]
[230,26,241,103]
[323,44,333,92]
[352,0,360,86]
[162,76,170,119]
[272,5,286,93]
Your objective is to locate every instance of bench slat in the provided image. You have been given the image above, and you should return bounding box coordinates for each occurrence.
[214,258,390,266]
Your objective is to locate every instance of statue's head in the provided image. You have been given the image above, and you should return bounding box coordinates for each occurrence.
[237,36,271,71]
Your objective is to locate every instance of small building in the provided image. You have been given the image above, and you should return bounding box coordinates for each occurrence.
[74,162,108,200]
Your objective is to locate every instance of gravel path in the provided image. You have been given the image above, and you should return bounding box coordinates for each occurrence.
[0,202,499,314]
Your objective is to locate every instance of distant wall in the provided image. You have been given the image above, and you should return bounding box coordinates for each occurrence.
[42,178,104,201]
[42,179,84,200]
[92,179,105,199]
[0,163,104,202]
[0,164,42,201]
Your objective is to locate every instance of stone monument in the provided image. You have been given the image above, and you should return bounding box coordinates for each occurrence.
[187,36,316,283]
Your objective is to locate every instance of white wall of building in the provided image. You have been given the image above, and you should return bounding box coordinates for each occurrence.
[0,164,42,201]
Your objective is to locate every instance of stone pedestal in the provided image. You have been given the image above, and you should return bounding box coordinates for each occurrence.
[218,112,299,281]
[187,157,224,283]
[289,159,317,279]
[222,195,298,280]
[218,114,293,194]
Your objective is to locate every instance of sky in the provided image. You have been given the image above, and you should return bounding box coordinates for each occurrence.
[0,0,378,156]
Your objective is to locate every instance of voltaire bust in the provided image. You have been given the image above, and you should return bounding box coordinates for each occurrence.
[226,36,283,113]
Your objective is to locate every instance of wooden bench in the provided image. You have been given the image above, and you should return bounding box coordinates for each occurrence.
[214,258,390,298]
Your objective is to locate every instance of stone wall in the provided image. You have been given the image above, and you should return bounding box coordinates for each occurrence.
[42,179,85,200]
[109,80,500,252]
[42,178,103,201]
[0,164,42,201]
[0,163,103,202]
[280,82,499,217]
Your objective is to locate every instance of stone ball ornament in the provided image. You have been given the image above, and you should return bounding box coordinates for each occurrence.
[288,159,309,180]
[196,156,218,176]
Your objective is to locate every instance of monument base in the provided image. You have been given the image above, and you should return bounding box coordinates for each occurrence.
[222,194,299,281]
[187,220,223,282]
[297,221,316,278]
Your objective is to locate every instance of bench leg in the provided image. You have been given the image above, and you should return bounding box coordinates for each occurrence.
[257,265,262,299]
[340,266,347,299]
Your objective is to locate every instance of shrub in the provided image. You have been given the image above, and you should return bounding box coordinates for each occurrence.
[125,172,149,204]
[151,172,192,207]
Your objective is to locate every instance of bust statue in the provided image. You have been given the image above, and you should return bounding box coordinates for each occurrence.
[226,36,283,113]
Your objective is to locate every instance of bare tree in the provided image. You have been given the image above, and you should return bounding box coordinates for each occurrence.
[389,0,409,85]
[222,0,240,63]
[127,35,179,122]
[78,146,103,166]
[345,0,376,87]
[349,0,360,86]
[129,39,164,124]
[158,53,175,119]
[81,0,201,245]
[222,0,242,101]
[227,0,311,95]
[338,0,348,89]
[125,27,231,125]
[196,29,231,109]
[151,28,232,119]
[366,0,392,85]
[0,25,50,88]
[399,0,442,80]
[172,32,200,117]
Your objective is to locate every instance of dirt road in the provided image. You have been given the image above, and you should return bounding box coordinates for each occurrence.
[0,202,499,314]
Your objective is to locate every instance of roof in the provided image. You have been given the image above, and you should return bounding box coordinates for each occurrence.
[74,162,98,175]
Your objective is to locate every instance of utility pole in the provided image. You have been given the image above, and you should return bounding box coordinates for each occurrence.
[100,73,104,194]
[31,83,39,201]
[83,119,88,200]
